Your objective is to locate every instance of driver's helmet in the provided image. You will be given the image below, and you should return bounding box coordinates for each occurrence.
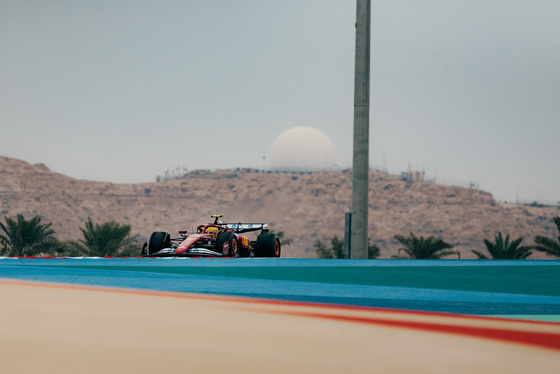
[206,226,219,236]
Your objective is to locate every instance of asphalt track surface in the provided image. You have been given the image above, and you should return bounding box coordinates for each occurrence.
[1,258,560,373]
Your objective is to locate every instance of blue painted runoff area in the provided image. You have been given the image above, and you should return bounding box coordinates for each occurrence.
[1,258,560,321]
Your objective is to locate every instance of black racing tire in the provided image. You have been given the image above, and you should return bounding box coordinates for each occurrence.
[254,234,281,258]
[216,232,238,257]
[148,231,171,255]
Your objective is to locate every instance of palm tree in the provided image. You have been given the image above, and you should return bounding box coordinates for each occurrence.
[315,236,380,259]
[367,239,381,259]
[394,232,454,259]
[533,216,560,257]
[314,236,344,259]
[74,217,140,257]
[0,214,59,256]
[473,232,532,259]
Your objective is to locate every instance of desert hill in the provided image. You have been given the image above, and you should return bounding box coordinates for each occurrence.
[1,156,558,258]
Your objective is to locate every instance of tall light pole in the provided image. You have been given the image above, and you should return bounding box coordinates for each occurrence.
[350,0,371,259]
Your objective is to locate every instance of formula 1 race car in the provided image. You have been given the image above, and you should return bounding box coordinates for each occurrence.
[141,215,281,258]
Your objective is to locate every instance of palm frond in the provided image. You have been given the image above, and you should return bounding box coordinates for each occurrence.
[483,232,531,259]
[534,235,560,256]
[394,232,453,259]
[0,214,58,256]
[78,217,139,257]
[314,239,334,259]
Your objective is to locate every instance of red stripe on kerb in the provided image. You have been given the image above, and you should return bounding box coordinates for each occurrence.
[273,310,560,352]
[2,279,560,351]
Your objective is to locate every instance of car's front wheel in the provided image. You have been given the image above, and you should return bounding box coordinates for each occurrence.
[216,232,238,257]
[141,242,148,256]
[147,231,171,256]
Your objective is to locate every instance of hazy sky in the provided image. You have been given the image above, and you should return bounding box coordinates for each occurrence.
[2,0,559,204]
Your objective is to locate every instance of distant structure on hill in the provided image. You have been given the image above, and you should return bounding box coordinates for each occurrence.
[267,127,337,172]
[401,170,425,183]
[156,166,188,182]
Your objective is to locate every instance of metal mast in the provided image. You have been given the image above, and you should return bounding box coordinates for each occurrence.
[350,0,371,259]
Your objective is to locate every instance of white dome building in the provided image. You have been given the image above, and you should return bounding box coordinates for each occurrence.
[268,127,337,172]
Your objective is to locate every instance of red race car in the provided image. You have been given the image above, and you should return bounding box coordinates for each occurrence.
[141,215,281,258]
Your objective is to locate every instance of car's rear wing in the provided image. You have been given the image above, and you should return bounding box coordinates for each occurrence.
[224,223,268,234]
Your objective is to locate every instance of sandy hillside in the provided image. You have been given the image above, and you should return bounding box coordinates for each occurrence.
[0,156,558,258]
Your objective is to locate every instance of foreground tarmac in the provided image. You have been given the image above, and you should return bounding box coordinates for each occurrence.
[1,258,560,372]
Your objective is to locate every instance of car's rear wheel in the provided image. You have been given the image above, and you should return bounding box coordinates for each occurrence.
[147,231,171,255]
[254,234,281,258]
[216,232,238,257]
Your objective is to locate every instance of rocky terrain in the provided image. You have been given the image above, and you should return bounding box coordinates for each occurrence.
[1,156,558,258]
